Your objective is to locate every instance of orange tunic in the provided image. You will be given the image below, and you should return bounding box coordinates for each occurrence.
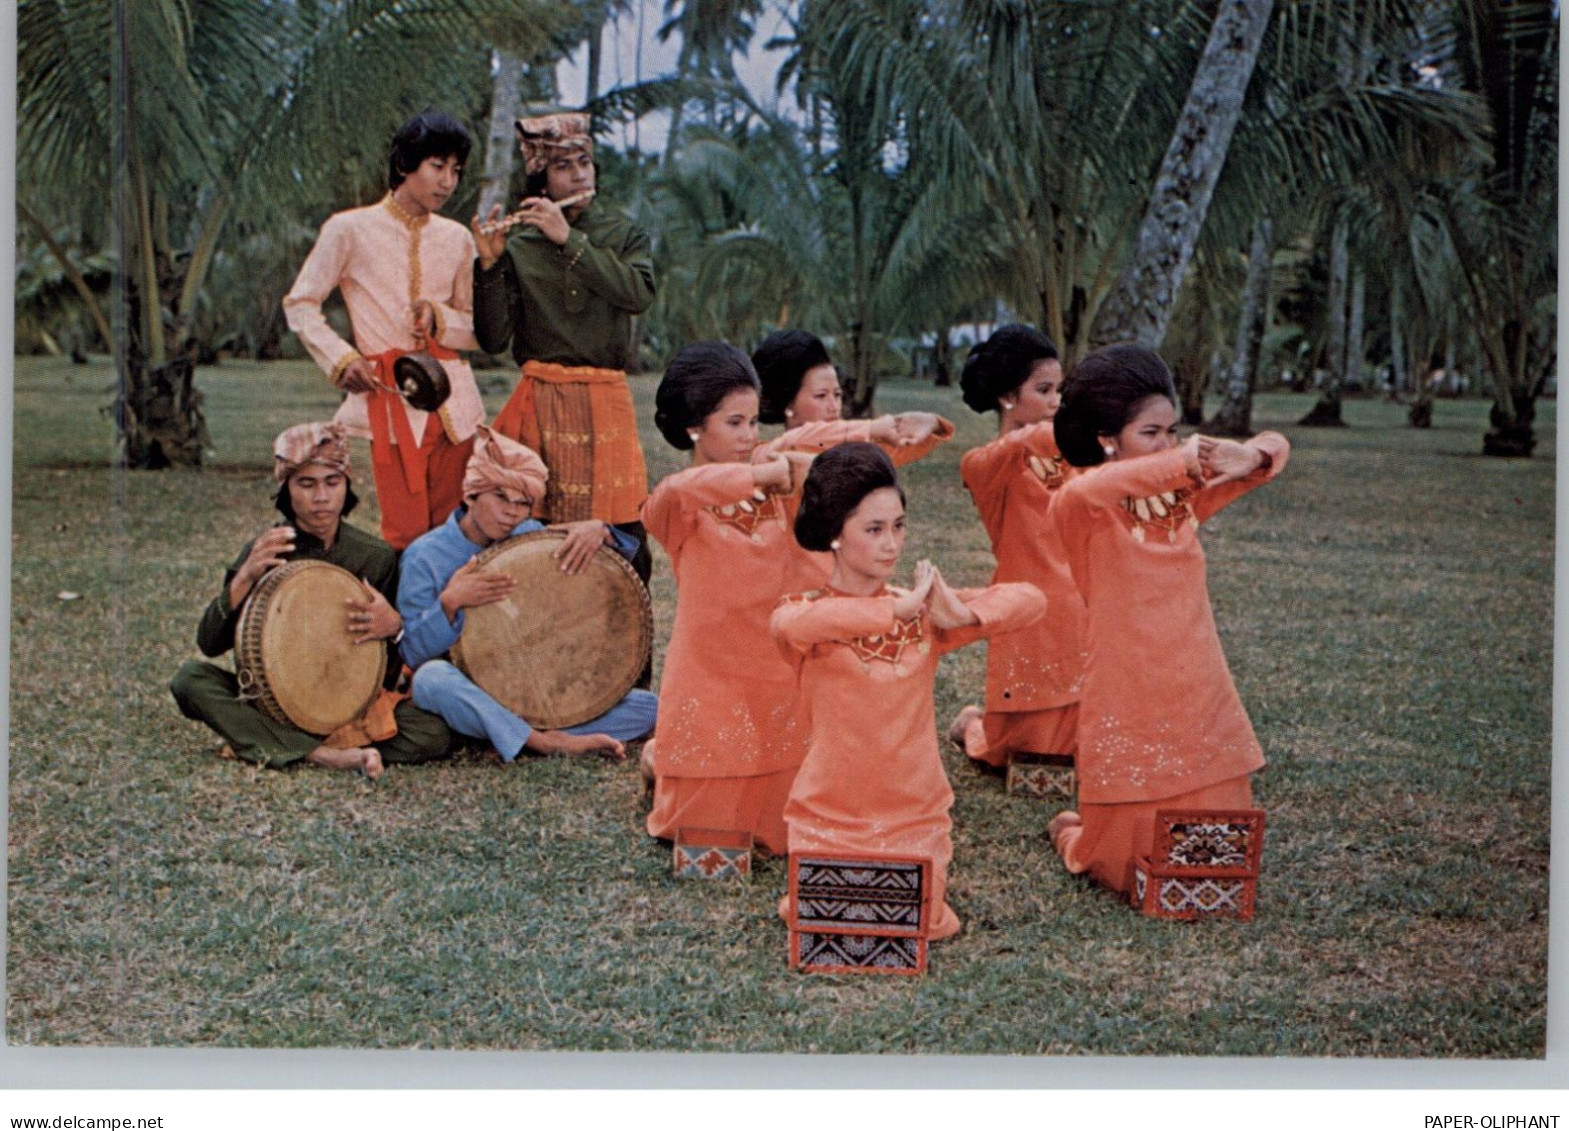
[642,463,831,852]
[959,422,1087,765]
[1049,434,1289,891]
[771,582,1047,939]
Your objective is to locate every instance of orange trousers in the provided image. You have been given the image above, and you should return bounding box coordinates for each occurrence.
[373,414,475,550]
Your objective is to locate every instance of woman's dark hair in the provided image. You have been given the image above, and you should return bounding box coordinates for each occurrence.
[752,330,833,424]
[1053,344,1178,468]
[959,324,1059,414]
[274,478,360,522]
[388,110,472,189]
[653,341,761,450]
[794,443,905,552]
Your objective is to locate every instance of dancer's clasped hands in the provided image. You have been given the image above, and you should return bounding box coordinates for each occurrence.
[894,559,979,629]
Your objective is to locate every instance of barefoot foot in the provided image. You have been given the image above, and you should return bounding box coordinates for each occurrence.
[307,744,384,779]
[527,730,626,760]
[947,704,983,753]
[1047,810,1081,852]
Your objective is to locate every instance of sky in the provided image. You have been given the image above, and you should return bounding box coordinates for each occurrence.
[554,0,794,154]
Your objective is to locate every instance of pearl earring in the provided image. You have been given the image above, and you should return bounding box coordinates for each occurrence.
[1000,400,1014,411]
[688,430,700,441]
[785,408,795,418]
[1103,446,1116,458]
[830,539,841,550]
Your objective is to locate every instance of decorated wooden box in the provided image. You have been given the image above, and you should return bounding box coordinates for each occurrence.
[673,827,753,880]
[787,855,932,975]
[1131,857,1258,920]
[790,930,928,975]
[1152,809,1265,875]
[1005,751,1076,799]
[1130,808,1265,921]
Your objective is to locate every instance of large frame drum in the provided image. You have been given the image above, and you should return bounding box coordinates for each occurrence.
[235,559,387,735]
[451,530,652,729]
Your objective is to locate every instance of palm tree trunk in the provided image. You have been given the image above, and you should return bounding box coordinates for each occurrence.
[1088,0,1274,349]
[1389,273,1408,401]
[1346,268,1366,390]
[480,50,526,216]
[1299,218,1349,426]
[586,26,603,107]
[1207,214,1273,436]
[932,324,953,387]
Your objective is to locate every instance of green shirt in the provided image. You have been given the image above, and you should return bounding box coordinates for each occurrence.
[473,204,655,370]
[196,520,401,688]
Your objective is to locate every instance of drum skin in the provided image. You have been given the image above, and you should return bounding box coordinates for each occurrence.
[236,560,387,736]
[451,530,652,730]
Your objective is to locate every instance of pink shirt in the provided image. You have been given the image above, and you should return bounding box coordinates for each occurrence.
[284,195,484,444]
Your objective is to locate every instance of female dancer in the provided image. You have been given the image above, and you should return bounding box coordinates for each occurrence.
[947,325,1087,770]
[641,342,821,852]
[750,329,953,462]
[771,444,1045,939]
[1046,344,1288,895]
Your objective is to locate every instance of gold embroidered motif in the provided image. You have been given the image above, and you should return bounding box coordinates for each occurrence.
[1026,452,1068,490]
[847,614,925,666]
[708,489,784,538]
[1121,488,1197,544]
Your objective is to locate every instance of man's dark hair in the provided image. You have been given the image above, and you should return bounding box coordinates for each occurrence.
[388,110,472,189]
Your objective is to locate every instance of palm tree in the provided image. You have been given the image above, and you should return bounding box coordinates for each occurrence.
[658,0,765,162]
[806,0,1202,366]
[1089,0,1275,349]
[1444,0,1557,456]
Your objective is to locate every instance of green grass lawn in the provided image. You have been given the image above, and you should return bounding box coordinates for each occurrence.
[5,355,1553,1055]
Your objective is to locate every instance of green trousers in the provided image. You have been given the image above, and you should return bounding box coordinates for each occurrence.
[170,660,451,768]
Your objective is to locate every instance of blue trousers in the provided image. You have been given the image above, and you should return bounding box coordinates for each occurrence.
[411,660,657,761]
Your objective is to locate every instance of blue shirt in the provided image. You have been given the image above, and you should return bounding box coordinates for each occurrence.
[397,510,636,669]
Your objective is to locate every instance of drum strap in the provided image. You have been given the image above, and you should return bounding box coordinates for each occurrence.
[365,344,460,529]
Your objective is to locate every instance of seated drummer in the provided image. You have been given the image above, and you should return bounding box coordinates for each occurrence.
[398,426,658,759]
[170,423,452,778]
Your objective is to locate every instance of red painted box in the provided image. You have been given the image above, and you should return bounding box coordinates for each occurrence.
[787,854,933,975]
[673,827,753,880]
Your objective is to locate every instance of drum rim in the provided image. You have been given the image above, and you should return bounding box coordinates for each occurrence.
[451,529,652,729]
[235,559,387,735]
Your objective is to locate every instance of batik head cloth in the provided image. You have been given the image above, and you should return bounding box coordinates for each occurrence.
[462,425,549,504]
[273,422,350,484]
[516,111,593,176]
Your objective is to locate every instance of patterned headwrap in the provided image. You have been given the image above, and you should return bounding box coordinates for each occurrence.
[516,111,593,176]
[462,425,548,505]
[273,422,350,484]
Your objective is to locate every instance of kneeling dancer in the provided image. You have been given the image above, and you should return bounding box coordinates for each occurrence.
[1046,344,1289,895]
[398,426,657,759]
[771,444,1045,940]
[170,423,451,778]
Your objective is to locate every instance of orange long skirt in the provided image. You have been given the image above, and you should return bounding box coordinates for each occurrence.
[1054,773,1254,895]
[962,704,1078,768]
[647,766,799,856]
